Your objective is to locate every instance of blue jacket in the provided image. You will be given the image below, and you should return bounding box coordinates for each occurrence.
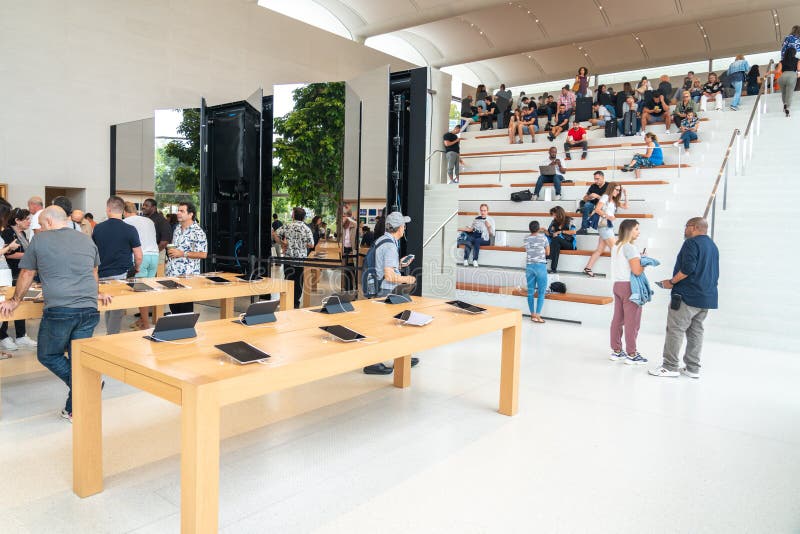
[630,256,660,306]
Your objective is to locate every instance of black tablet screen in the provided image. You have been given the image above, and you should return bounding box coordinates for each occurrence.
[205,276,229,283]
[215,341,270,364]
[319,325,365,341]
[157,280,185,289]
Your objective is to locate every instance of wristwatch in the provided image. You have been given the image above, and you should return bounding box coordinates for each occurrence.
[183,250,188,258]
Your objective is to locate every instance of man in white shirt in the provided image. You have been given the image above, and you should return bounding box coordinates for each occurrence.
[123,202,159,329]
[27,196,44,238]
[589,103,613,129]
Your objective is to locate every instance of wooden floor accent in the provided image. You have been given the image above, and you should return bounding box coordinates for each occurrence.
[458,183,503,188]
[461,164,689,176]
[458,211,653,219]
[462,140,699,157]
[457,281,613,305]
[457,244,611,257]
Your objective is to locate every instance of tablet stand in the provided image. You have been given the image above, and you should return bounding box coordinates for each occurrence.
[241,311,277,325]
[322,295,354,314]
[385,293,412,304]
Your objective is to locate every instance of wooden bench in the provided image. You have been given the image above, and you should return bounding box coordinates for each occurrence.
[457,281,613,305]
[466,118,710,140]
[460,164,689,176]
[458,180,670,189]
[458,211,654,219]
[462,140,699,157]
[457,244,611,258]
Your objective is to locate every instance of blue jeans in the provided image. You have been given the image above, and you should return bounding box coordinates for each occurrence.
[464,233,490,261]
[37,307,100,413]
[496,109,506,129]
[526,263,548,315]
[731,79,743,108]
[534,174,562,196]
[580,201,597,229]
[680,130,698,149]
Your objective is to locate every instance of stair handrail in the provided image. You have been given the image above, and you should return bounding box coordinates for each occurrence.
[423,209,459,275]
[703,128,739,239]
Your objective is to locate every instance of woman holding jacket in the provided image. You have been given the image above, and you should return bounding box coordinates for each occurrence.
[609,219,647,365]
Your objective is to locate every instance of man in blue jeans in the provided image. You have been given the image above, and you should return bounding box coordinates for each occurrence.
[0,206,112,421]
[532,147,566,201]
[577,171,609,234]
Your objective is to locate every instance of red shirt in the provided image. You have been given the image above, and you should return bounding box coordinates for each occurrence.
[568,127,586,141]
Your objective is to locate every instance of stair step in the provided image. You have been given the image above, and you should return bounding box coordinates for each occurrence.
[456,281,612,305]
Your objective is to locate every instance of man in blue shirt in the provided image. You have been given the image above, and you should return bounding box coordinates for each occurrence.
[650,217,719,378]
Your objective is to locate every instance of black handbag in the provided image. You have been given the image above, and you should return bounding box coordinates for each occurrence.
[510,189,533,202]
[550,281,567,293]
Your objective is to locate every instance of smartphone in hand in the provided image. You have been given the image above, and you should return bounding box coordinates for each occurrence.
[655,281,664,288]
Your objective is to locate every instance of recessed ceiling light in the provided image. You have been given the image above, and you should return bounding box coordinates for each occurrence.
[528,55,532,59]
[776,22,780,26]
[479,31,483,34]
[599,5,603,9]
[703,34,707,38]
[640,44,644,47]
[535,19,539,22]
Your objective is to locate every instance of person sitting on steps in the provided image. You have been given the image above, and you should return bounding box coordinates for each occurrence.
[563,121,588,160]
[640,89,671,133]
[546,206,576,273]
[672,90,698,133]
[577,171,609,234]
[533,147,567,201]
[673,110,699,152]
[547,104,570,141]
[700,72,723,112]
[458,204,495,268]
[621,133,664,179]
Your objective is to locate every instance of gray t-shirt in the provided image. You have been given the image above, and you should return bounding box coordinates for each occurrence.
[524,233,548,264]
[471,216,495,241]
[374,233,400,294]
[19,227,100,309]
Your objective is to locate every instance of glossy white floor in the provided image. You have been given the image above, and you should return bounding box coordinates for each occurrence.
[1,301,798,533]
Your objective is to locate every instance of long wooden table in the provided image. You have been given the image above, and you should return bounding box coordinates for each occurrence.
[0,273,294,415]
[71,296,521,533]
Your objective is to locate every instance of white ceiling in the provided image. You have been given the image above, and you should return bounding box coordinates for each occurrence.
[263,0,800,87]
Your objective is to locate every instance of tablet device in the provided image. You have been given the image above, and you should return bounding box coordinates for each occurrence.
[319,293,355,314]
[445,300,486,314]
[205,276,231,284]
[127,282,155,292]
[143,312,200,342]
[384,293,412,304]
[215,341,270,364]
[235,274,264,282]
[393,310,433,326]
[157,279,187,290]
[319,325,365,342]
[236,299,279,325]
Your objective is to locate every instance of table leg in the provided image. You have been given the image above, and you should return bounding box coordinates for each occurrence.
[181,385,220,534]
[499,320,521,416]
[393,355,412,388]
[282,283,294,311]
[219,298,234,319]
[153,305,163,322]
[72,345,104,497]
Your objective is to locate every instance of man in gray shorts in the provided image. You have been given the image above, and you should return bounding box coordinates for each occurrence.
[0,206,113,421]
[443,124,461,183]
[363,211,418,375]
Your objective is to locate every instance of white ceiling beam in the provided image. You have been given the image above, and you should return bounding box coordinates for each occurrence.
[352,0,512,40]
[431,0,794,67]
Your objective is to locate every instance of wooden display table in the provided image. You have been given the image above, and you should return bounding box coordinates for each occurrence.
[0,273,293,415]
[71,296,521,533]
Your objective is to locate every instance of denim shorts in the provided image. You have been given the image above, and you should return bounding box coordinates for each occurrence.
[599,225,615,240]
[136,254,160,278]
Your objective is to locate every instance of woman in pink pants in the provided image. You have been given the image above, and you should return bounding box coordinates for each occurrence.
[609,219,647,365]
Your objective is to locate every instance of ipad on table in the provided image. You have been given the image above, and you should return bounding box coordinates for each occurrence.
[205,275,231,284]
[127,282,155,292]
[445,300,486,314]
[215,341,270,364]
[319,325,365,342]
[393,310,433,326]
[156,279,187,290]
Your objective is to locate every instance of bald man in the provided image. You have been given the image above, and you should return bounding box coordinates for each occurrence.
[0,206,112,421]
[650,217,719,379]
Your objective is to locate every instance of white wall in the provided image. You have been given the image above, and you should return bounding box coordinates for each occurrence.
[426,68,453,185]
[0,0,413,214]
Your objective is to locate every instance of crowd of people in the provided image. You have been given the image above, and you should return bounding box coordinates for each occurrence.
[0,195,206,420]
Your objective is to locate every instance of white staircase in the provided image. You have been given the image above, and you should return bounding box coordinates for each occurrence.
[705,92,800,351]
[443,97,757,328]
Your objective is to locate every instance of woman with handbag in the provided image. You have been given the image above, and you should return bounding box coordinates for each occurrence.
[574,67,589,97]
[546,206,576,274]
[583,182,628,277]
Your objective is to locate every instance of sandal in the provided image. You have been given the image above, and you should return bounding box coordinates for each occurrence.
[583,267,595,277]
[534,317,546,323]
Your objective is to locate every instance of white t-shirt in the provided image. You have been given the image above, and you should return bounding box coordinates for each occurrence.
[29,209,42,231]
[599,194,617,219]
[123,214,159,254]
[611,242,640,282]
[597,105,612,121]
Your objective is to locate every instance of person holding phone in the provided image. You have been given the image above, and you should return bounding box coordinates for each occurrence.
[1,207,36,351]
[650,217,719,378]
[458,204,495,268]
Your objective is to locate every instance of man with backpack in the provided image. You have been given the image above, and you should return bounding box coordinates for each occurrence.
[362,211,418,375]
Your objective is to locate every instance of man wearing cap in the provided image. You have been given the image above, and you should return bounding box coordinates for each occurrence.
[363,211,419,375]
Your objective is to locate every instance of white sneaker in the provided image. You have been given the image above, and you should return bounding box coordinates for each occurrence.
[0,337,18,351]
[473,260,479,267]
[673,141,680,147]
[14,335,37,348]
[463,260,469,267]
[555,194,562,201]
[60,409,72,423]
[680,367,700,379]
[648,367,679,377]
[532,195,539,201]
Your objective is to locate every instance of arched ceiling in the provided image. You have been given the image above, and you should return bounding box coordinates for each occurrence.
[261,0,800,87]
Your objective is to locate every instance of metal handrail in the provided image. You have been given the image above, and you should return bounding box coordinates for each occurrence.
[423,209,459,275]
[703,128,739,221]
[425,149,444,161]
[423,210,459,248]
[744,63,769,138]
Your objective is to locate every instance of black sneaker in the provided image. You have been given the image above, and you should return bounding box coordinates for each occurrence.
[576,228,588,235]
[565,153,572,160]
[411,357,420,367]
[363,363,393,375]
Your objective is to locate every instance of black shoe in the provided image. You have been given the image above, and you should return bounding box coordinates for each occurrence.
[576,228,588,235]
[565,153,571,160]
[411,357,419,367]
[548,269,557,274]
[363,363,393,375]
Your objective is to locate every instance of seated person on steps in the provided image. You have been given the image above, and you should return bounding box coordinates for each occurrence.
[640,89,671,133]
[672,90,698,133]
[577,170,609,234]
[673,110,699,152]
[621,132,664,179]
[700,72,723,111]
[588,102,612,129]
[546,206,576,274]
[547,104,570,141]
[508,107,538,144]
[458,204,495,268]
[479,94,497,130]
[564,122,588,160]
[533,147,566,201]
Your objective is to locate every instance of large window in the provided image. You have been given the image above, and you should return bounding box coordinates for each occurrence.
[257,0,351,39]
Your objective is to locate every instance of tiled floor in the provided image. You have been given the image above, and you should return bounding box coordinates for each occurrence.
[1,304,798,533]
